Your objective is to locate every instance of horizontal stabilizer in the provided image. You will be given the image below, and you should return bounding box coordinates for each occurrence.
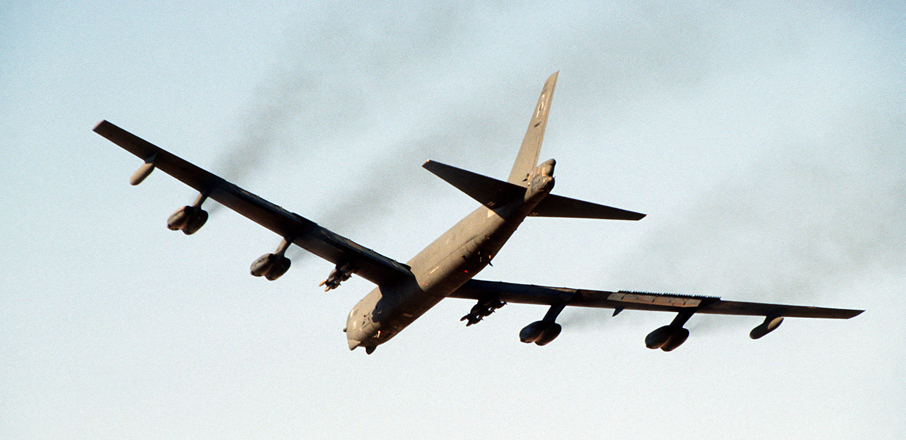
[424,160,645,220]
[423,160,525,209]
[530,194,646,220]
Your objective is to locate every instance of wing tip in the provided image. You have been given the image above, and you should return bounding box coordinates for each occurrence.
[846,309,865,319]
[93,119,111,133]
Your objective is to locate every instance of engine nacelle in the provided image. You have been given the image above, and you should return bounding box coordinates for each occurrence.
[750,316,784,340]
[534,323,562,346]
[519,321,561,345]
[645,325,674,349]
[167,206,192,230]
[646,325,690,351]
[250,253,291,280]
[520,321,549,343]
[167,205,208,235]
[660,327,689,352]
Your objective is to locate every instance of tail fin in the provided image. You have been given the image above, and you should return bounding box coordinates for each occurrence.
[425,72,645,222]
[507,72,558,186]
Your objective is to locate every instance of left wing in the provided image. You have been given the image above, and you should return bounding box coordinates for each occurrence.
[94,120,413,286]
[451,279,862,347]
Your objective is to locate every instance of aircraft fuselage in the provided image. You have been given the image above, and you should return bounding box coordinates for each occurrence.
[344,161,556,351]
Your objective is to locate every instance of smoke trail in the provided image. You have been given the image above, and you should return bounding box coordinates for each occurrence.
[606,152,905,304]
[198,2,906,299]
[213,72,312,183]
[563,145,905,334]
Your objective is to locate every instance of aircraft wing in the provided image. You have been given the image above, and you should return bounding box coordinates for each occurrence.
[451,279,863,319]
[94,120,413,286]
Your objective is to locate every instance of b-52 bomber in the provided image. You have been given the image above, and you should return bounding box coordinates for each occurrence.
[94,72,862,354]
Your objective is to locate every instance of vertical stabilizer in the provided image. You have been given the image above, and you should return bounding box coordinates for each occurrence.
[507,72,558,185]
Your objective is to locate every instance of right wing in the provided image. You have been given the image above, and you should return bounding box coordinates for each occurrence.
[452,279,863,319]
[453,279,861,347]
[94,120,413,286]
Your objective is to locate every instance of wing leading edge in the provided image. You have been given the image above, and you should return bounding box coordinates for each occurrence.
[94,120,412,286]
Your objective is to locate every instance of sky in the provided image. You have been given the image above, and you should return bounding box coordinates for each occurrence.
[2,1,904,439]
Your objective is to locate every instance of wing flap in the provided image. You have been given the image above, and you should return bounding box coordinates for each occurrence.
[94,120,412,286]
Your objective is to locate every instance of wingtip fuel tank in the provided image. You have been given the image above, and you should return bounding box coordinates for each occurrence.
[129,160,155,185]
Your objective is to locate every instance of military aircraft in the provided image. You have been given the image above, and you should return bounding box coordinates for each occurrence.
[94,72,862,354]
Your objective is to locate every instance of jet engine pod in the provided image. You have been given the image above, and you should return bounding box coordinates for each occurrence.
[660,327,689,352]
[166,205,208,235]
[265,256,291,280]
[167,205,193,230]
[250,253,291,280]
[519,321,551,344]
[645,325,675,349]
[182,209,208,235]
[519,321,561,345]
[646,326,690,351]
[750,316,784,340]
[250,254,272,277]
[534,323,562,346]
